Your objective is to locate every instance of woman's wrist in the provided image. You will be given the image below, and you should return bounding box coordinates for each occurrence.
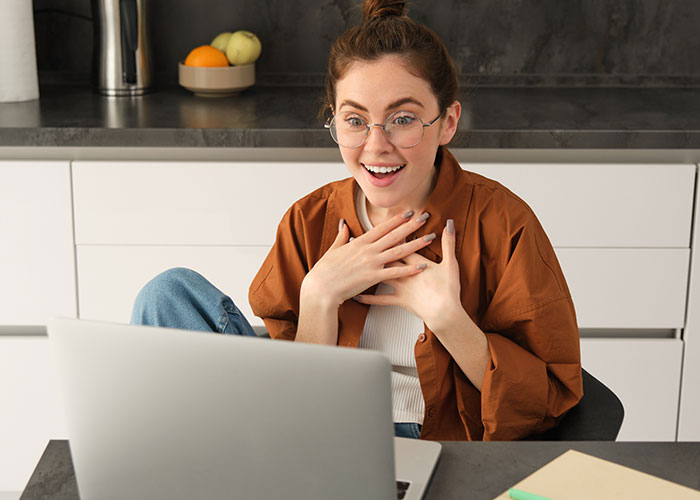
[300,274,343,311]
[297,277,342,345]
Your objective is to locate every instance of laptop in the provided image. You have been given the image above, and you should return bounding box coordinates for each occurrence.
[47,318,441,500]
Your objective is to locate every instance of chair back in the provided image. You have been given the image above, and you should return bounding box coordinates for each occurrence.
[529,368,624,440]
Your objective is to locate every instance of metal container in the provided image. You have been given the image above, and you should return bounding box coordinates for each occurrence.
[91,0,153,96]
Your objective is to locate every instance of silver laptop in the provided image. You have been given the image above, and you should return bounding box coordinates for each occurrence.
[47,318,441,500]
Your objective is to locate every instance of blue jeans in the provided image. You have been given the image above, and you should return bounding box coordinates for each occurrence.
[131,267,422,439]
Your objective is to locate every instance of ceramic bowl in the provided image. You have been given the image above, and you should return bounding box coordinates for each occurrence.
[178,63,255,97]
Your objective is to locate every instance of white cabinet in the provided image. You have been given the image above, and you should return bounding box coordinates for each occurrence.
[77,245,269,326]
[463,163,695,247]
[72,161,349,246]
[580,338,683,441]
[0,162,77,324]
[0,336,68,492]
[71,161,349,326]
[555,248,689,329]
[678,165,700,441]
[0,161,74,494]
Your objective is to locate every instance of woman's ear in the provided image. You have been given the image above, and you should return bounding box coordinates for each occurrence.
[438,100,461,146]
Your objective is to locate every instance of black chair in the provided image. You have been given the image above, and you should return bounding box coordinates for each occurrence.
[528,368,624,441]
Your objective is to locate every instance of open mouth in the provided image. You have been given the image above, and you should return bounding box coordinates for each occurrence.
[362,163,406,179]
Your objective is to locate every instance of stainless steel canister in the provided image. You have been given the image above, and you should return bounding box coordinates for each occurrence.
[92,0,153,96]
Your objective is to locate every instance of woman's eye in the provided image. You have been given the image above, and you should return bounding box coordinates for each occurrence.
[345,117,365,128]
[393,114,416,127]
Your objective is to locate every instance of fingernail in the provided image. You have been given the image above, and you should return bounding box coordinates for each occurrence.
[338,218,345,232]
[417,212,430,223]
[447,219,454,234]
[349,236,354,242]
[423,233,436,242]
[352,295,363,303]
[416,263,427,270]
[402,209,414,219]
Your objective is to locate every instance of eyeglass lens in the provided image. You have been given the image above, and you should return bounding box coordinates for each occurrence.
[330,111,426,149]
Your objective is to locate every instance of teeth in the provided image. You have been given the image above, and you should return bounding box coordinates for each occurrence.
[363,164,405,174]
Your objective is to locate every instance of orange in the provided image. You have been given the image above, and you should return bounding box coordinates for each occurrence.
[184,45,230,67]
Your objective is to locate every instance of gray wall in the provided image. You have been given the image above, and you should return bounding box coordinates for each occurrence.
[33,0,700,86]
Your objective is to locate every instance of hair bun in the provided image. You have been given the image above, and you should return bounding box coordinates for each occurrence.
[362,0,407,22]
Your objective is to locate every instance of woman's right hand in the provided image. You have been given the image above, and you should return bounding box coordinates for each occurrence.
[300,210,435,309]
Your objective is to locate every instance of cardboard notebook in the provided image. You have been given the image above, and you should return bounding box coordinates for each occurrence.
[493,449,700,500]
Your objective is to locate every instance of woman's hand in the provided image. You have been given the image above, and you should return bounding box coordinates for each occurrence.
[351,218,491,388]
[300,210,435,309]
[353,219,463,333]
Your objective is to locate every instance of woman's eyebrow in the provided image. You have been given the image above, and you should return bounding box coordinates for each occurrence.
[385,97,424,110]
[338,99,368,111]
[338,97,424,112]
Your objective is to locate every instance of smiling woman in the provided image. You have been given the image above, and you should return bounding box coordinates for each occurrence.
[131,0,583,442]
[328,54,460,220]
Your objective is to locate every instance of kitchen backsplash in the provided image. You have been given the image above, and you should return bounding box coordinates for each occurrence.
[33,0,700,86]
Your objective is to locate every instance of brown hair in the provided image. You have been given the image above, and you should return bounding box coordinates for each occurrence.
[321,0,458,121]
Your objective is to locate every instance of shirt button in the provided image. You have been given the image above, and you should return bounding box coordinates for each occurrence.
[427,407,436,417]
[417,333,427,342]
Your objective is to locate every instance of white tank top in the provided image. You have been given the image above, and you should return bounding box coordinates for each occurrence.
[354,187,425,424]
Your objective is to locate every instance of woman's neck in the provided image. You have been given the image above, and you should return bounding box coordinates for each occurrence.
[365,166,439,227]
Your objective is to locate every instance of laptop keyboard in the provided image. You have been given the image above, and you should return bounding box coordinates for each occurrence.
[396,480,411,499]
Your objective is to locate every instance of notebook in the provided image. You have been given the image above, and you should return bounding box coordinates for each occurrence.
[493,449,700,500]
[47,318,441,500]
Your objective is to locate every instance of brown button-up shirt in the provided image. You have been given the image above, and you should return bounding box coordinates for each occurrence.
[249,148,583,441]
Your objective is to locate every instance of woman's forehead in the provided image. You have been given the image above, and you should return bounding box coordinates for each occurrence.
[335,56,437,111]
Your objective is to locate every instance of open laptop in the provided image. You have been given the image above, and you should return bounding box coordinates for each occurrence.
[47,318,441,500]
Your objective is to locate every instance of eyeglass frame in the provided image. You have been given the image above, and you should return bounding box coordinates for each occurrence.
[324,110,441,149]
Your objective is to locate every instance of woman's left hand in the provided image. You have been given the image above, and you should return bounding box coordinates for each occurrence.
[353,219,463,333]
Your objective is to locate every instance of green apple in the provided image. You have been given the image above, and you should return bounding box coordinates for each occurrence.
[225,30,262,66]
[210,32,232,53]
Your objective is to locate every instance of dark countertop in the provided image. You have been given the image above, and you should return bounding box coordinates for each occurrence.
[19,440,700,500]
[1,84,700,149]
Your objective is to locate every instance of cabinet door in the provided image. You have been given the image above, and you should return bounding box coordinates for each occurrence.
[77,245,269,326]
[0,336,68,492]
[580,338,683,441]
[463,163,695,248]
[678,164,700,441]
[72,161,348,246]
[557,248,689,329]
[0,162,76,324]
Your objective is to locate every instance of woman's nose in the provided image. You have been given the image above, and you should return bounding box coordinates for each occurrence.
[364,124,394,152]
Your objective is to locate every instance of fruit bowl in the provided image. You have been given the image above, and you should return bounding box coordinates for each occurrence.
[178,63,255,97]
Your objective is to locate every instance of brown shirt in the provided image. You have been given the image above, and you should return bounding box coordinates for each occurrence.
[249,148,583,441]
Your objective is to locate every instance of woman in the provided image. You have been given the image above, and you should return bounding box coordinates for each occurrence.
[133,0,582,441]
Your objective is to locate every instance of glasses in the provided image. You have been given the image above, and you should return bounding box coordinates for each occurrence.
[325,110,440,149]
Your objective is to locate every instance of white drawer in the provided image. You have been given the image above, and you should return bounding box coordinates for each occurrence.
[557,248,690,329]
[77,245,270,326]
[581,338,683,441]
[0,161,76,324]
[463,163,696,248]
[72,161,349,246]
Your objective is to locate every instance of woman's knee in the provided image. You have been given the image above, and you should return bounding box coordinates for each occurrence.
[131,267,206,323]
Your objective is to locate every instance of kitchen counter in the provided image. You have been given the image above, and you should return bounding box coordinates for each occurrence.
[1,84,700,149]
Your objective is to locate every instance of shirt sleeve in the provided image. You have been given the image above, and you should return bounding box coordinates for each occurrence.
[474,206,583,441]
[248,204,309,341]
